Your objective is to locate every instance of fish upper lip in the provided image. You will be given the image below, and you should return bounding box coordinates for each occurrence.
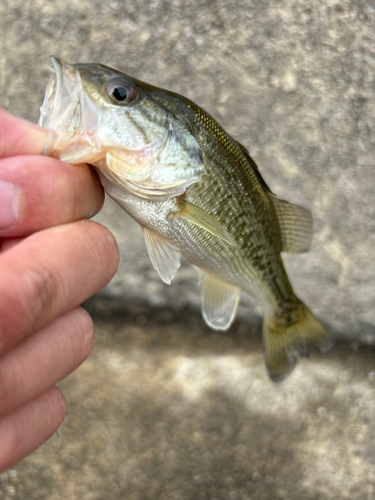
[38,56,58,128]
[39,57,87,157]
[38,56,83,129]
[49,56,63,108]
[38,56,64,129]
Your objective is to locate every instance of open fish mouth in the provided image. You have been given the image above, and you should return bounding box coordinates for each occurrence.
[38,56,92,159]
[38,57,204,198]
[39,57,73,128]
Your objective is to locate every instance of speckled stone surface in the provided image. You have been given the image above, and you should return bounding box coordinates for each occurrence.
[1,0,375,498]
[1,0,375,341]
[1,303,375,500]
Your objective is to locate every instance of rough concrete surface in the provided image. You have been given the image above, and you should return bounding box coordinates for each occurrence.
[1,0,375,498]
[2,302,375,500]
[1,0,375,340]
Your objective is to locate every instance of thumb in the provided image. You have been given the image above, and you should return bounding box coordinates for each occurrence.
[0,107,48,159]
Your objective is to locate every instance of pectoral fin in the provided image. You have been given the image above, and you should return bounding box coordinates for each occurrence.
[201,274,241,331]
[143,227,181,284]
[174,199,236,246]
[270,196,313,254]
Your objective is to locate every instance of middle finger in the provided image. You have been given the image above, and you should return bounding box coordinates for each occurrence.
[0,220,119,355]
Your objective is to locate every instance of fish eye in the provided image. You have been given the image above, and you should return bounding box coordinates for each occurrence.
[107,79,137,104]
[113,87,128,101]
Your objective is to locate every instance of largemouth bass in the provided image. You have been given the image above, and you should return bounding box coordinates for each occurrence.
[39,56,331,381]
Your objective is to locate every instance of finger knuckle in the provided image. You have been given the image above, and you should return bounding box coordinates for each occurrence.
[73,307,95,357]
[0,363,23,415]
[20,265,61,332]
[90,224,120,277]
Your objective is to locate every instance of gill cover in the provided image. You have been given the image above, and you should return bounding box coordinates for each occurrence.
[101,119,204,201]
[39,57,205,201]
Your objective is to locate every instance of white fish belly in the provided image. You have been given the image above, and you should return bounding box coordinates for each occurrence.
[103,178,277,315]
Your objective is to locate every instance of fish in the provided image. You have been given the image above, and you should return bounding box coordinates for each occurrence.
[38,56,331,381]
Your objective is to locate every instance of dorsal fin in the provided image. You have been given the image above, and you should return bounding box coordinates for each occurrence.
[270,196,313,254]
[235,141,273,194]
[235,142,312,253]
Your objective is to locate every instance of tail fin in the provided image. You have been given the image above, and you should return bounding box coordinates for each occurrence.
[263,302,332,382]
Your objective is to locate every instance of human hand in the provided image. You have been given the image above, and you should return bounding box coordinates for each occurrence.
[0,108,119,470]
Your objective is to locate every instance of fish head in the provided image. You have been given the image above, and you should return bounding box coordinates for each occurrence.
[39,57,204,200]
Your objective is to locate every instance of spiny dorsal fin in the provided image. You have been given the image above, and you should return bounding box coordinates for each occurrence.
[201,273,241,331]
[270,196,313,254]
[173,199,236,246]
[143,227,181,284]
[236,141,311,253]
[235,141,273,194]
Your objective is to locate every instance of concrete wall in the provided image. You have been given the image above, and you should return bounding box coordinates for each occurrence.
[2,0,375,341]
[2,2,375,499]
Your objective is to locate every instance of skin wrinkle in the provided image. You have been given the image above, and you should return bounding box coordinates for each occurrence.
[0,155,105,238]
[0,238,24,253]
[1,397,30,469]
[21,265,63,337]
[57,308,95,369]
[0,222,119,354]
[0,418,17,470]
[0,109,48,159]
[78,219,120,273]
[65,164,104,223]
[55,166,83,224]
[0,260,58,351]
[0,308,94,419]
[0,387,66,471]
[49,163,101,225]
[76,308,95,353]
[0,359,16,410]
[0,347,30,413]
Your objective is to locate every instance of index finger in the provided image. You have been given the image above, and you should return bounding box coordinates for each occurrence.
[0,107,48,158]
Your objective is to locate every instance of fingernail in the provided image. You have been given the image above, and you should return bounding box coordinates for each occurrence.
[0,181,19,231]
[0,108,49,155]
[15,116,49,149]
[15,115,46,133]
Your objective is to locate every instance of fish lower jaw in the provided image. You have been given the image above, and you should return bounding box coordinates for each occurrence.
[55,142,105,165]
[97,162,202,202]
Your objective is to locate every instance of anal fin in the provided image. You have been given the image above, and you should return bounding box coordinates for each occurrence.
[202,274,241,331]
[143,227,181,285]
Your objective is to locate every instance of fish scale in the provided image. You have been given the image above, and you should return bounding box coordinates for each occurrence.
[185,114,289,300]
[39,57,331,381]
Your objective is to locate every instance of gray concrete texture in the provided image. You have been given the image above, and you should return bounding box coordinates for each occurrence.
[1,0,375,498]
[2,303,375,500]
[1,0,375,341]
